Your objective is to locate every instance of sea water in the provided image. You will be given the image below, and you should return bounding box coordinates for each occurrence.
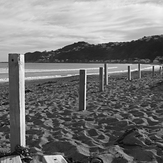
[0,62,154,83]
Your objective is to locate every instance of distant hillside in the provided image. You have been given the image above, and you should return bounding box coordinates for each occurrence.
[25,35,163,63]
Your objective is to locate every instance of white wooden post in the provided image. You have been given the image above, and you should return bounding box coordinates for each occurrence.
[138,63,141,79]
[99,67,104,91]
[152,66,155,77]
[0,156,22,163]
[43,155,68,163]
[9,54,25,152]
[79,70,86,111]
[128,66,131,81]
[104,63,108,85]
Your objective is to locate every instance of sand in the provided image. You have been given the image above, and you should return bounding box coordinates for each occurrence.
[1,70,163,162]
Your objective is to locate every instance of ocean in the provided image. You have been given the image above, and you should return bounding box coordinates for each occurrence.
[0,62,156,83]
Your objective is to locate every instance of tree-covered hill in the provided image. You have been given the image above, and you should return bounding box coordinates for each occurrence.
[25,35,163,63]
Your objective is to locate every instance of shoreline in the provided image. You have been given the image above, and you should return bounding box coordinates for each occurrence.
[0,63,158,85]
[0,65,157,85]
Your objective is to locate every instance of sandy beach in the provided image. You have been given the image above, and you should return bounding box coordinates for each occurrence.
[1,70,163,163]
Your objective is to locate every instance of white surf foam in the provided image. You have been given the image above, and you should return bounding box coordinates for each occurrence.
[0,68,8,73]
[25,67,117,73]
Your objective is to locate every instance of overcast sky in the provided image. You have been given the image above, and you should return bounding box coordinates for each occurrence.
[0,0,163,61]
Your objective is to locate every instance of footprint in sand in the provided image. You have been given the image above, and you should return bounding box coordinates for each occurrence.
[87,128,99,137]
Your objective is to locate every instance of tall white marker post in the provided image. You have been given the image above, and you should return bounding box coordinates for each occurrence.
[104,63,108,85]
[128,66,131,81]
[99,67,104,92]
[138,63,141,79]
[9,54,26,152]
[79,70,86,111]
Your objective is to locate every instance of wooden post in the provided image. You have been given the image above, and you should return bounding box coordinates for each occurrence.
[138,63,141,79]
[152,66,155,77]
[9,54,25,152]
[43,155,68,163]
[0,156,22,163]
[159,66,162,76]
[128,66,131,81]
[99,67,104,91]
[104,63,108,85]
[79,70,86,111]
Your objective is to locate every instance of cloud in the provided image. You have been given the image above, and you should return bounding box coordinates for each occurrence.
[0,0,163,61]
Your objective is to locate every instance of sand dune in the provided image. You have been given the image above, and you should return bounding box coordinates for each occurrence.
[1,71,163,162]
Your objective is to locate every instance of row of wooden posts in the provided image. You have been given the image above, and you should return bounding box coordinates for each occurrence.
[8,53,161,153]
[79,64,162,111]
